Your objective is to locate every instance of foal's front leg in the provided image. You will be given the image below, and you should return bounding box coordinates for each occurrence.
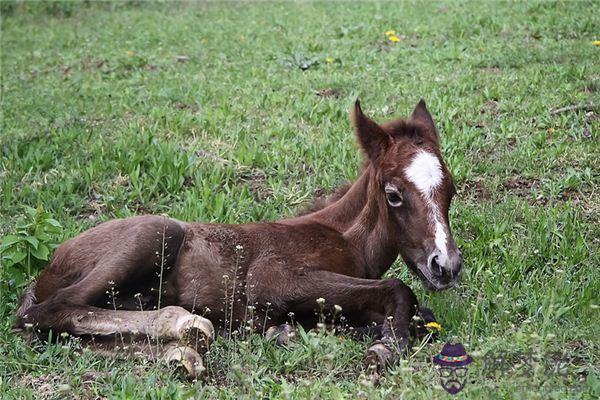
[250,268,419,371]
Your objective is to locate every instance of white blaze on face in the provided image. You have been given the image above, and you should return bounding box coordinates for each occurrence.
[404,150,449,263]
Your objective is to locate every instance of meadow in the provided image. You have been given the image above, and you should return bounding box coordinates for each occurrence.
[0,1,598,398]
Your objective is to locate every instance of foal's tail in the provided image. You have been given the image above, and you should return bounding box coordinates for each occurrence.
[14,282,37,329]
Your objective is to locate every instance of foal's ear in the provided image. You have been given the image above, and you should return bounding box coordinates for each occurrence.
[411,99,439,144]
[351,99,391,161]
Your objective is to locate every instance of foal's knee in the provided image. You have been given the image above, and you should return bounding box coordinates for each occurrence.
[386,279,418,309]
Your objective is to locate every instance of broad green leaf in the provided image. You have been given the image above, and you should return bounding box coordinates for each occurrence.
[1,235,20,248]
[23,236,40,249]
[46,219,63,229]
[36,232,51,242]
[8,250,27,264]
[30,243,50,261]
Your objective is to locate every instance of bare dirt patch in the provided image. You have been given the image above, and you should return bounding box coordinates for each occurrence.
[315,88,342,98]
[481,100,500,116]
[236,169,272,202]
[17,373,65,400]
[173,101,199,112]
[462,179,493,201]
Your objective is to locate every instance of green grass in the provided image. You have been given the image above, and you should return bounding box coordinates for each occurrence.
[1,1,599,398]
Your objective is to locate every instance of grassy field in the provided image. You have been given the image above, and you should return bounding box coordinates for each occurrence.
[1,1,598,398]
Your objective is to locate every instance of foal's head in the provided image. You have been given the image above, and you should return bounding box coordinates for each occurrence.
[352,99,463,290]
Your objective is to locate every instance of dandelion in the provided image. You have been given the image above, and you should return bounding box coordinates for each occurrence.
[385,29,401,43]
[326,57,335,64]
[425,321,443,331]
[592,40,600,46]
[126,50,135,57]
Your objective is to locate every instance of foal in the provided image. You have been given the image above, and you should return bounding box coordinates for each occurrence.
[16,100,463,377]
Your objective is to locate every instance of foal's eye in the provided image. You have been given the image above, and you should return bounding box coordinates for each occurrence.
[384,184,403,207]
[386,191,403,206]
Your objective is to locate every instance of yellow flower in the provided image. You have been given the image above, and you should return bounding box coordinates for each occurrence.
[385,30,396,36]
[326,57,335,64]
[592,40,600,46]
[425,321,443,331]
[388,35,401,43]
[126,50,135,57]
[548,127,555,134]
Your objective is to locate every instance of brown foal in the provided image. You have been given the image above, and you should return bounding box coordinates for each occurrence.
[16,99,463,377]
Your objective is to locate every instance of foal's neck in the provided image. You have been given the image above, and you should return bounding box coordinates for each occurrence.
[295,164,399,278]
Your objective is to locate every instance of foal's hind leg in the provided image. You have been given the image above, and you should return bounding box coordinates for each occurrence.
[25,303,213,378]
[161,341,206,379]
[80,335,207,379]
[18,216,215,377]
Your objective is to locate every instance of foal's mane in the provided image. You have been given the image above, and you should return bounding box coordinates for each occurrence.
[296,182,353,216]
[296,159,369,216]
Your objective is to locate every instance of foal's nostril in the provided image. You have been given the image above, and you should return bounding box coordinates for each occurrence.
[431,256,443,277]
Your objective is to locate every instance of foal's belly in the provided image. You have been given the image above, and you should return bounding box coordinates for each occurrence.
[170,222,361,323]
[170,224,243,318]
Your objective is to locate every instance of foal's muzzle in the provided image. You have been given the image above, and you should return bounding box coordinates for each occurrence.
[427,249,463,290]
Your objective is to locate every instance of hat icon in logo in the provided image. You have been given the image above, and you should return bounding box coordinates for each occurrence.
[433,342,473,395]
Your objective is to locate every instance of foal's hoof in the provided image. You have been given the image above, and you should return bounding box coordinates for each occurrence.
[176,315,214,354]
[163,345,205,380]
[413,307,439,342]
[265,324,295,346]
[419,307,436,323]
[364,341,398,373]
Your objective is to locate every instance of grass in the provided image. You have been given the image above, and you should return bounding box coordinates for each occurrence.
[1,1,598,398]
